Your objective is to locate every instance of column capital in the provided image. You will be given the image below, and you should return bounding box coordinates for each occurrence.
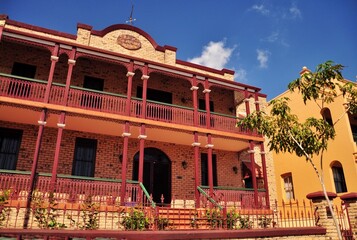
[190,86,199,91]
[38,120,47,126]
[247,150,255,154]
[205,144,214,148]
[126,71,135,77]
[57,123,65,128]
[260,151,266,155]
[203,89,211,93]
[51,56,59,62]
[68,59,76,65]
[243,98,250,102]
[254,100,260,104]
[192,142,201,147]
[138,134,147,139]
[141,75,149,80]
[122,132,131,137]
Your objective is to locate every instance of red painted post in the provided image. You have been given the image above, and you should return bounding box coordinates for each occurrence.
[63,49,76,105]
[244,89,251,115]
[44,44,59,103]
[50,112,66,192]
[203,79,211,128]
[125,61,134,115]
[249,141,258,208]
[260,143,270,208]
[141,64,149,118]
[206,134,214,197]
[193,132,200,207]
[24,109,47,228]
[120,122,131,206]
[138,124,146,183]
[191,76,199,126]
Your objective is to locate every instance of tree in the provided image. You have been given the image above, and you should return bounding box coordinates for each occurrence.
[237,61,357,240]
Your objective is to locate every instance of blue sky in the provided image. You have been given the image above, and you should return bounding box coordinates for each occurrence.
[1,0,356,99]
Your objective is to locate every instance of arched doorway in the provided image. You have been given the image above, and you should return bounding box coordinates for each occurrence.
[132,148,171,204]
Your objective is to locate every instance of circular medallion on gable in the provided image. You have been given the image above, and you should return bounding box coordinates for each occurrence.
[117,34,141,50]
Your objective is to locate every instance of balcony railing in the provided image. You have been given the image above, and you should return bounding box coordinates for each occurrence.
[200,186,268,209]
[0,170,150,206]
[0,74,254,135]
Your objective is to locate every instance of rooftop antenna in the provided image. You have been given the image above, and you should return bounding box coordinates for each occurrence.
[126,3,136,25]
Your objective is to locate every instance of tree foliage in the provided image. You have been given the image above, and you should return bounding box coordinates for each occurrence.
[237,60,357,240]
[238,60,357,160]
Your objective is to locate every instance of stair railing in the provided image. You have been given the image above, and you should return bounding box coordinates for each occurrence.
[197,186,222,210]
[139,182,156,208]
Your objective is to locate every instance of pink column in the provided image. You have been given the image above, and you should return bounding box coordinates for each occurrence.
[49,112,66,192]
[191,76,199,126]
[206,134,214,196]
[120,122,131,206]
[260,143,270,208]
[138,124,146,203]
[125,61,134,115]
[24,109,47,227]
[44,44,59,103]
[141,65,149,118]
[138,124,146,183]
[63,49,76,105]
[249,141,259,208]
[203,80,211,128]
[244,90,251,115]
[192,132,201,207]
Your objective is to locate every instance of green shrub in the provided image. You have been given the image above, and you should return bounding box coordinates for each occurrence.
[121,207,151,230]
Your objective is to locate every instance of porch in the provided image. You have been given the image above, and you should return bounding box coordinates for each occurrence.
[0,169,274,230]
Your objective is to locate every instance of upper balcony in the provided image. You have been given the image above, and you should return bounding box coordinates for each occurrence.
[0,73,258,138]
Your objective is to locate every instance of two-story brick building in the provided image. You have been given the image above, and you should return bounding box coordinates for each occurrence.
[0,14,279,230]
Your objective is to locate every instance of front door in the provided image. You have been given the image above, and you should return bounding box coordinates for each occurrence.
[132,148,171,204]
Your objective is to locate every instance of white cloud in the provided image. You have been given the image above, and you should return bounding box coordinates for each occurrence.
[251,4,270,16]
[188,40,235,70]
[265,31,279,43]
[290,3,302,19]
[256,49,270,69]
[262,31,290,47]
[234,69,248,82]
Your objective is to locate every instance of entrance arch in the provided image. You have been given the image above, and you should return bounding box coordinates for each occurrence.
[132,148,171,204]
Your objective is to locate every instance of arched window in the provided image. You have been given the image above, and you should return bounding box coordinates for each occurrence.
[281,173,295,200]
[321,108,333,126]
[331,161,347,193]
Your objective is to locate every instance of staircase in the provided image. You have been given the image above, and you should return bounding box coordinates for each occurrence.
[157,207,210,230]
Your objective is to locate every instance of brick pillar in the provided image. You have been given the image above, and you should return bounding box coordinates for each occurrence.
[306,191,339,240]
[340,192,357,239]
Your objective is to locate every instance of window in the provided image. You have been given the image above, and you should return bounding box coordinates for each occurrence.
[81,76,104,109]
[331,162,347,193]
[199,99,214,127]
[136,86,173,120]
[201,153,217,186]
[0,128,23,170]
[8,62,36,97]
[321,108,333,126]
[282,173,295,200]
[11,62,36,78]
[72,138,97,177]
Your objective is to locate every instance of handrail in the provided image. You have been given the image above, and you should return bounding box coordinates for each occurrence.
[200,185,266,192]
[197,186,222,210]
[0,73,47,84]
[139,182,156,208]
[0,169,142,184]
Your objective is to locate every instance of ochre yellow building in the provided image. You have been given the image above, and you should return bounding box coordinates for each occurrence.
[271,67,357,204]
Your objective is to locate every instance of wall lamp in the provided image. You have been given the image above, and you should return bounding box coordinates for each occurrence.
[181,160,188,169]
[232,166,238,174]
